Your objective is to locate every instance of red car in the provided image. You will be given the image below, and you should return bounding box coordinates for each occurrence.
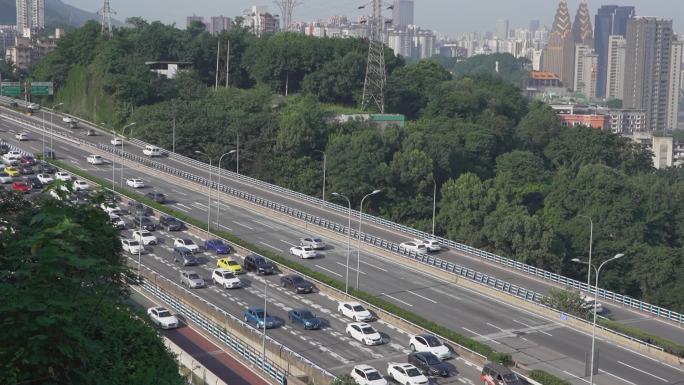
[20,156,36,166]
[11,181,31,193]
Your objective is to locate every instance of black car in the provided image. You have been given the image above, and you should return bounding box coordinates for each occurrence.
[25,176,42,189]
[133,216,156,231]
[174,247,198,266]
[129,201,153,216]
[145,191,167,203]
[19,164,33,175]
[0,143,9,155]
[243,255,276,275]
[36,162,56,174]
[280,274,314,293]
[159,215,183,231]
[408,352,453,377]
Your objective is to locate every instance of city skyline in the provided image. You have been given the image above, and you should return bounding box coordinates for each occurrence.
[61,0,684,36]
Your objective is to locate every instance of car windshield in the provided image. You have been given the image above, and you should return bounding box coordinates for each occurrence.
[141,232,151,236]
[183,239,194,244]
[425,336,442,347]
[227,261,239,266]
[303,247,312,251]
[157,310,171,317]
[406,368,421,377]
[128,241,140,246]
[290,276,304,283]
[424,354,440,365]
[255,310,264,318]
[361,327,376,334]
[352,305,365,312]
[213,240,225,246]
[313,238,322,242]
[222,272,235,278]
[502,373,520,382]
[299,311,314,319]
[188,273,200,279]
[366,372,382,380]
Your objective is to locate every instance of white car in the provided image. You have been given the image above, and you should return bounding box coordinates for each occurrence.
[86,155,104,165]
[55,171,71,181]
[290,245,317,259]
[582,296,604,314]
[387,363,428,385]
[173,238,199,253]
[109,213,126,229]
[409,334,451,360]
[62,116,73,123]
[101,202,122,215]
[147,306,179,329]
[212,268,241,289]
[72,180,90,191]
[121,239,144,254]
[110,137,123,146]
[346,322,383,345]
[338,301,373,322]
[14,132,29,141]
[132,230,158,246]
[416,239,441,252]
[399,241,427,254]
[0,173,13,183]
[126,178,145,188]
[37,174,54,184]
[3,151,22,163]
[300,237,325,249]
[351,364,387,385]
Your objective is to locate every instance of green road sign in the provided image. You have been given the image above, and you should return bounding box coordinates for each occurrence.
[1,82,21,96]
[30,82,53,95]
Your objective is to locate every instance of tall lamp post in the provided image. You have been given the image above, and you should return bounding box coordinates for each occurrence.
[314,150,326,204]
[195,150,213,232]
[432,179,437,237]
[356,189,381,289]
[332,192,352,294]
[49,102,63,156]
[216,149,236,228]
[578,215,594,291]
[572,253,625,385]
[119,122,136,186]
[262,280,267,370]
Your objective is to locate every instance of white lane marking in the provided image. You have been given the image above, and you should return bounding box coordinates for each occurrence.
[192,202,208,210]
[259,241,282,252]
[486,322,506,332]
[176,203,192,210]
[562,370,590,384]
[335,262,366,275]
[462,327,502,345]
[512,319,553,336]
[601,370,638,385]
[279,239,297,247]
[406,290,437,304]
[617,361,668,383]
[360,259,388,272]
[252,219,276,229]
[429,287,462,301]
[171,189,188,196]
[173,205,190,213]
[218,224,233,231]
[233,221,254,230]
[379,292,413,307]
[315,265,343,277]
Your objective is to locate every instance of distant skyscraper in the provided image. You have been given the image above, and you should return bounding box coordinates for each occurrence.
[530,19,540,34]
[594,5,635,98]
[495,19,509,40]
[186,15,204,29]
[209,16,231,34]
[572,0,593,47]
[624,17,674,131]
[606,35,626,100]
[667,39,683,130]
[574,44,598,98]
[542,0,575,87]
[16,0,44,36]
[392,0,414,28]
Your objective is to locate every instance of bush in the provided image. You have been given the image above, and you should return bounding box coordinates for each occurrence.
[528,370,572,385]
[598,318,684,357]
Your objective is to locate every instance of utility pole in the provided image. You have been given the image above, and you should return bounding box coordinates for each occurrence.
[215,39,220,90]
[225,40,230,87]
[361,0,387,113]
[98,0,115,38]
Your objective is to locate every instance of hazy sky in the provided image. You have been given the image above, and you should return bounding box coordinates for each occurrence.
[64,0,684,36]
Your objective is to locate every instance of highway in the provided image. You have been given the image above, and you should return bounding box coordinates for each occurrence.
[2,107,684,384]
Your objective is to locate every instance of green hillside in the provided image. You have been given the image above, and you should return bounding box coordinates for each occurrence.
[0,0,114,27]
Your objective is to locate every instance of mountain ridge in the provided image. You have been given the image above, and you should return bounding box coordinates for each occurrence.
[0,0,120,28]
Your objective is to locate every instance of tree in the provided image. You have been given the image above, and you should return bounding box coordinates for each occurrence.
[301,51,367,105]
[514,101,561,152]
[451,53,530,86]
[542,288,592,319]
[437,173,495,247]
[330,374,357,385]
[385,60,452,119]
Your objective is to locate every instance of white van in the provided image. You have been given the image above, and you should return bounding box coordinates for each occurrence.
[143,145,162,157]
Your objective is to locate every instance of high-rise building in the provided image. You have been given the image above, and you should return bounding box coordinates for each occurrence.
[606,35,626,100]
[667,39,683,130]
[392,0,414,28]
[242,6,280,36]
[624,17,674,131]
[542,0,575,87]
[209,16,231,34]
[495,19,509,40]
[572,0,593,47]
[530,19,540,34]
[594,5,635,97]
[574,44,598,98]
[15,0,44,36]
[186,15,204,29]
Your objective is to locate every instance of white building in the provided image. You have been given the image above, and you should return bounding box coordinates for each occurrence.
[16,0,44,37]
[667,39,683,130]
[606,35,627,100]
[242,6,279,36]
[574,44,598,98]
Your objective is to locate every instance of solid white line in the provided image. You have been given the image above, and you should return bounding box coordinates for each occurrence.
[173,205,190,213]
[617,361,668,382]
[406,290,437,304]
[429,288,462,301]
[259,241,282,252]
[252,219,276,229]
[486,322,506,332]
[218,224,232,231]
[462,327,502,345]
[176,203,192,210]
[335,262,366,275]
[360,260,388,272]
[380,292,413,307]
[562,370,590,384]
[233,221,254,230]
[171,189,188,196]
[601,369,638,385]
[512,319,553,336]
[315,265,343,277]
[279,239,297,247]
[192,202,208,210]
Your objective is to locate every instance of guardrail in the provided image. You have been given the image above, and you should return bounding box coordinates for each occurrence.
[5,106,684,328]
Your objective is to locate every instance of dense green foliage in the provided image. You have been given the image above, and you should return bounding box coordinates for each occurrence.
[541,289,592,319]
[30,21,684,313]
[0,187,183,384]
[449,53,530,87]
[528,370,573,385]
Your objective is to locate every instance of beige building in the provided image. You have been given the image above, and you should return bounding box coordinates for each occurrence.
[574,44,598,98]
[606,35,626,100]
[667,39,683,130]
[542,0,575,88]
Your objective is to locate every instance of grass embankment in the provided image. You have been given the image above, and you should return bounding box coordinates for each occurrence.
[56,65,117,124]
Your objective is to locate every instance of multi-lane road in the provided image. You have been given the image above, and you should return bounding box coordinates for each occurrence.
[2,105,684,384]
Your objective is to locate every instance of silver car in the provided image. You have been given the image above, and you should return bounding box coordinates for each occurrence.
[180,270,205,288]
[300,237,325,250]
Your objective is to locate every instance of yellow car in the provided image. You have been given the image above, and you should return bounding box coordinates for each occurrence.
[4,167,20,177]
[217,258,244,274]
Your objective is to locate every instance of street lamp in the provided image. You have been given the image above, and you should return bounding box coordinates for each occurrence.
[216,149,236,228]
[432,179,437,236]
[119,122,136,186]
[195,150,212,232]
[49,102,63,156]
[262,280,267,370]
[356,189,381,289]
[314,150,326,204]
[578,215,593,291]
[572,253,625,385]
[332,192,352,295]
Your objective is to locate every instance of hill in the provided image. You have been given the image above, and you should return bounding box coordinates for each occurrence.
[0,0,114,28]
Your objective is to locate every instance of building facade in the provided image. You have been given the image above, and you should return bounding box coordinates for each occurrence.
[667,39,683,130]
[209,16,231,34]
[495,19,509,40]
[392,0,414,29]
[572,0,593,47]
[242,6,279,36]
[16,0,44,37]
[594,5,635,98]
[607,109,646,134]
[574,44,597,98]
[606,35,626,100]
[542,0,575,88]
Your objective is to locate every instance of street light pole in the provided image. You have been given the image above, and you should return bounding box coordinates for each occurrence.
[572,253,625,385]
[578,215,594,291]
[216,150,236,228]
[195,151,212,232]
[332,192,352,295]
[314,150,326,204]
[262,280,267,370]
[356,189,381,289]
[49,102,63,156]
[432,179,437,236]
[119,122,136,186]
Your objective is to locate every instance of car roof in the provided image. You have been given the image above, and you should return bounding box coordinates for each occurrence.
[151,306,167,311]
[411,351,436,358]
[483,362,513,374]
[182,269,198,274]
[247,306,264,311]
[213,268,232,274]
[354,364,377,372]
[341,301,363,306]
[348,322,371,328]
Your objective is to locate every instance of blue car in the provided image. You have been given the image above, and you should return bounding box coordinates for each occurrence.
[244,307,276,329]
[205,238,232,254]
[287,308,321,330]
